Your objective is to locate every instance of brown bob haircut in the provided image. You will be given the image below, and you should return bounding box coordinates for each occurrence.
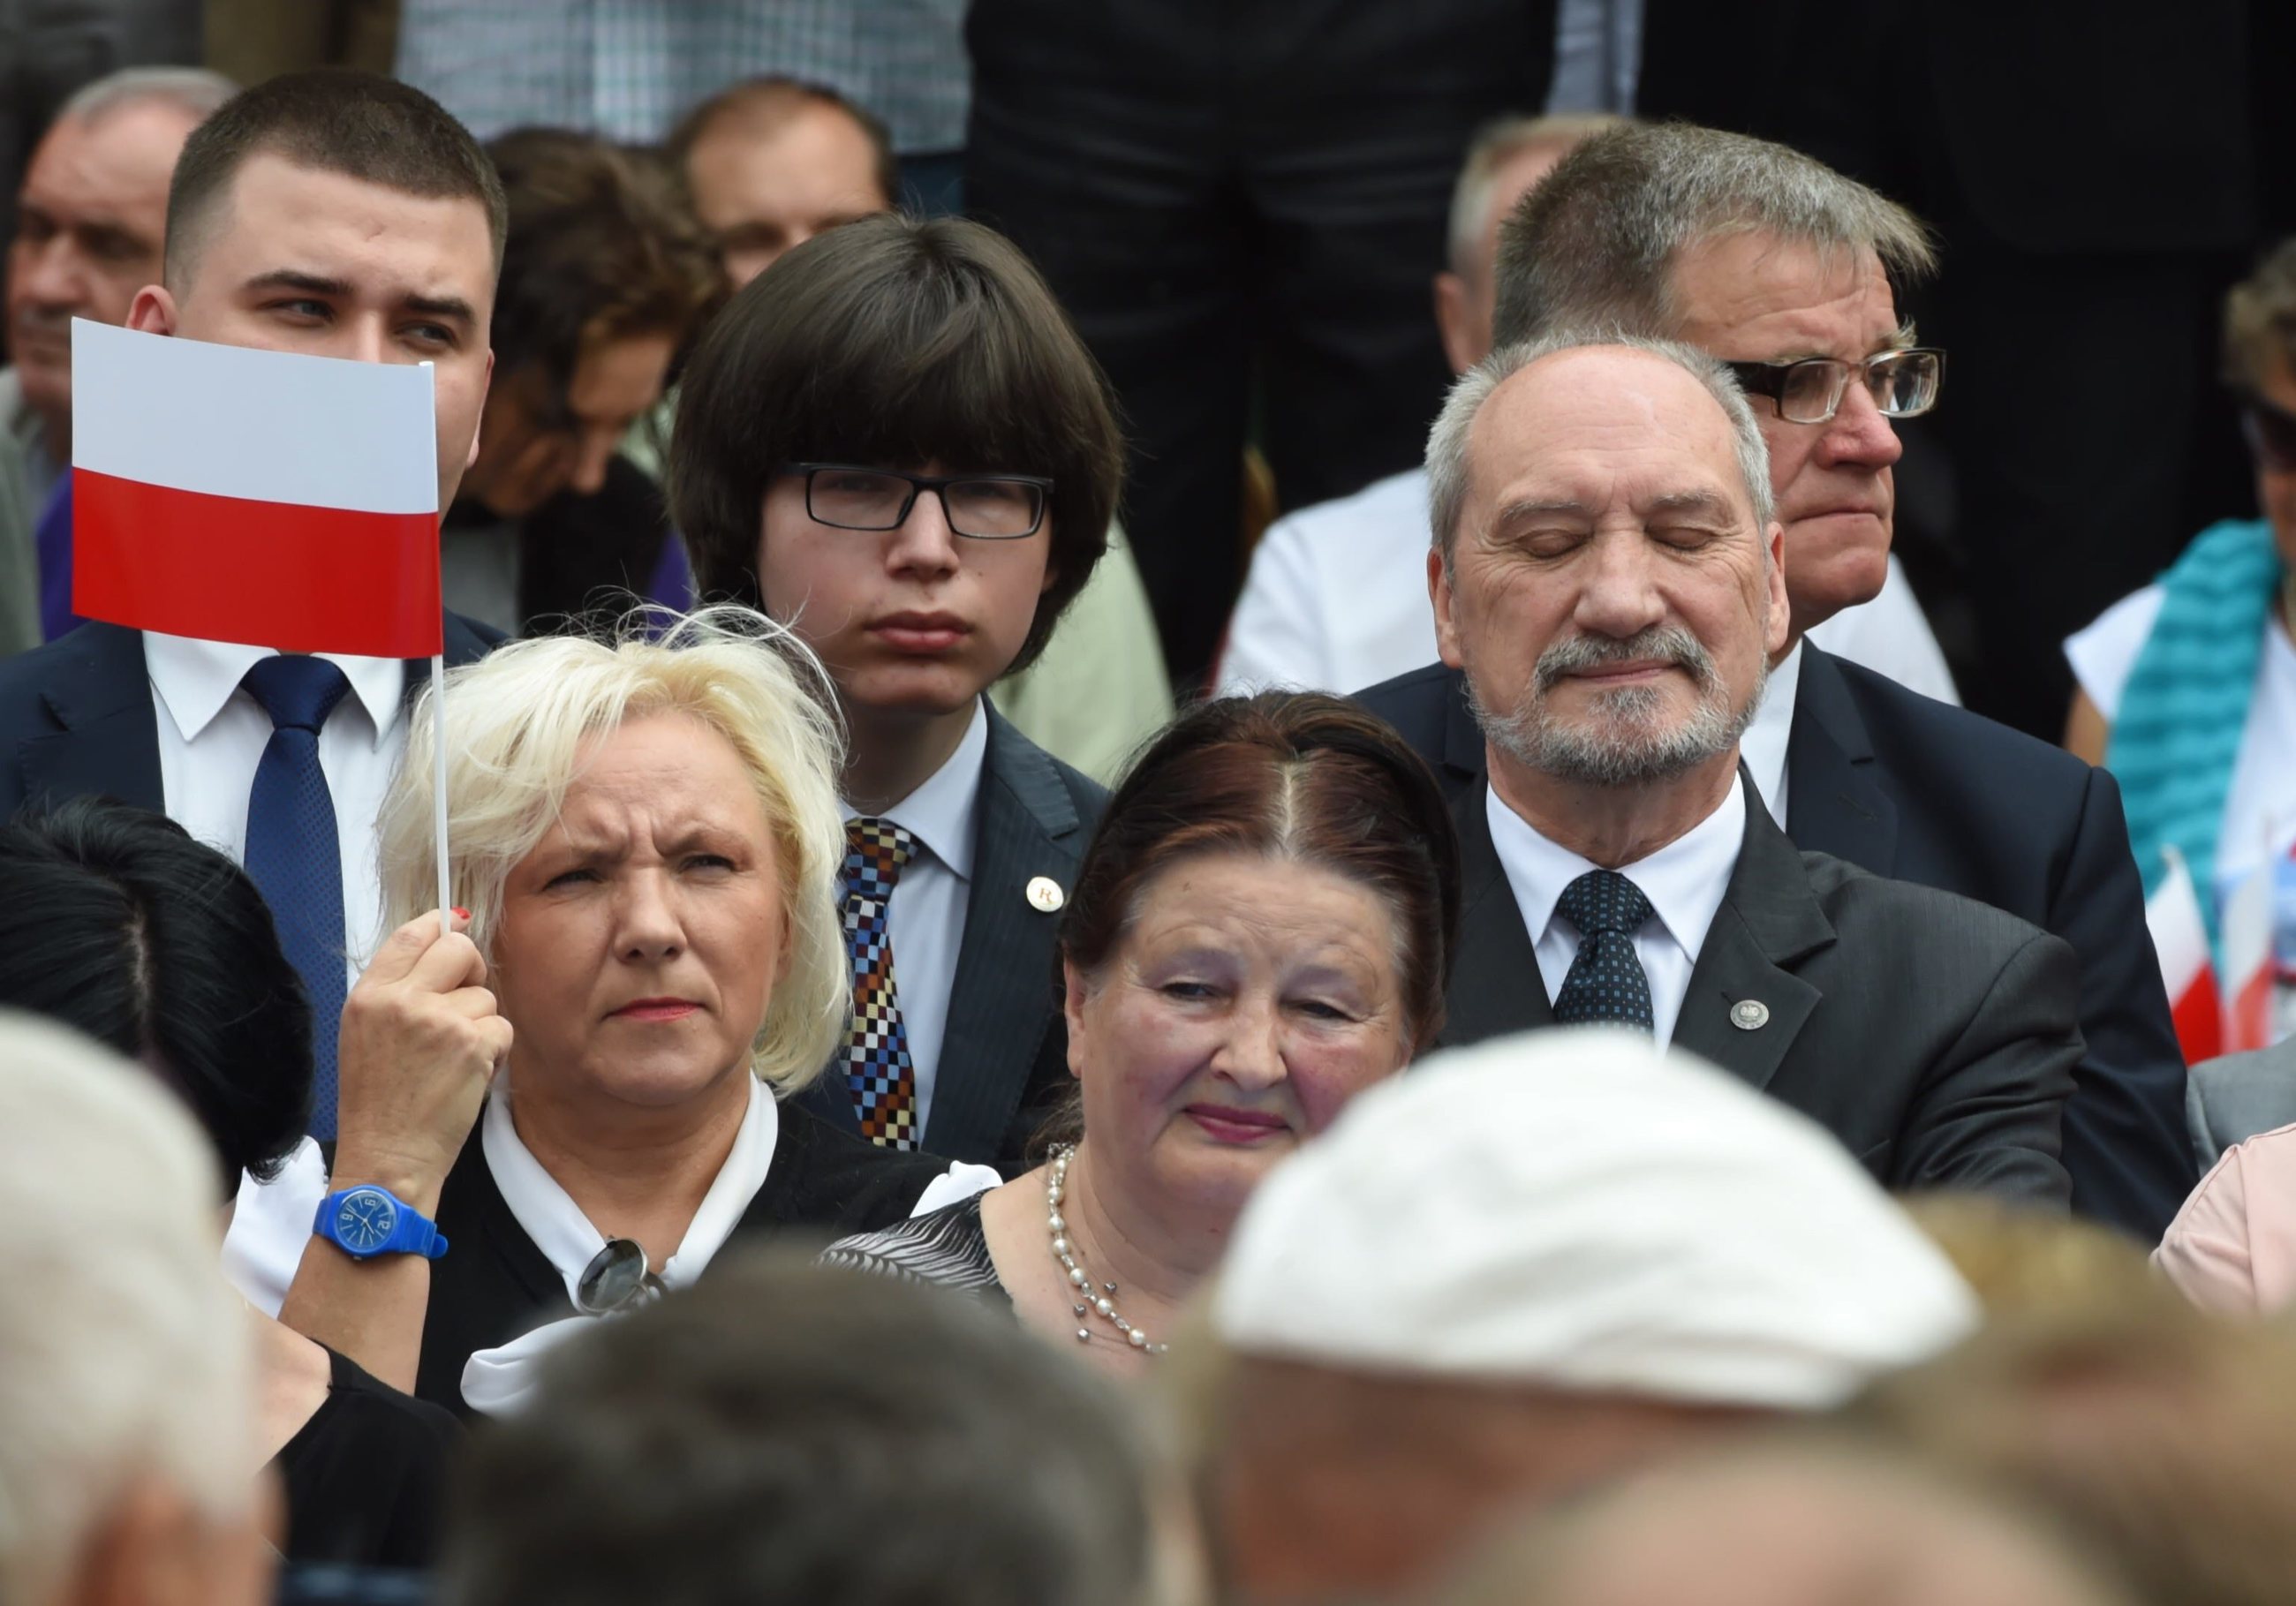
[484,128,724,389]
[1061,693,1461,1050]
[668,213,1124,678]
[164,68,508,289]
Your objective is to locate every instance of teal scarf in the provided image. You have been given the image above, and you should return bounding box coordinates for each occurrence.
[2108,516,2285,949]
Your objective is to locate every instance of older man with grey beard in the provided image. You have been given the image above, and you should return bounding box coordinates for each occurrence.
[1416,330,2078,1202]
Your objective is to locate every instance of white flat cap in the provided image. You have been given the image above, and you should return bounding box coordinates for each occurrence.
[1212,1029,1979,1410]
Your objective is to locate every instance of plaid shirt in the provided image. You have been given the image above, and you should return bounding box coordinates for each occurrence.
[394,0,969,153]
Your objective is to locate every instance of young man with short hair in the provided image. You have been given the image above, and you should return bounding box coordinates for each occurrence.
[0,70,506,1136]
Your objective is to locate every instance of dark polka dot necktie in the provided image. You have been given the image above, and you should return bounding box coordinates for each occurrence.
[842,818,920,1149]
[1552,868,1656,1031]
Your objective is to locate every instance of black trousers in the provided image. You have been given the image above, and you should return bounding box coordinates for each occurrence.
[966,0,1551,683]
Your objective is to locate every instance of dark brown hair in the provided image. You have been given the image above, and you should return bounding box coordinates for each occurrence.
[1062,693,1461,1049]
[164,68,508,285]
[484,128,724,390]
[667,212,1124,676]
[666,76,898,212]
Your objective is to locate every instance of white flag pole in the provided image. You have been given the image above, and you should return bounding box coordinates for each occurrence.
[433,654,450,939]
[421,359,450,940]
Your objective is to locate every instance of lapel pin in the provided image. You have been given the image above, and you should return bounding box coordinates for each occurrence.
[1026,875,1065,913]
[1730,999,1770,1031]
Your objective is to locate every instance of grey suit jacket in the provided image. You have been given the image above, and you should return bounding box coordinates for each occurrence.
[1444,772,2082,1204]
[2186,1040,2296,1170]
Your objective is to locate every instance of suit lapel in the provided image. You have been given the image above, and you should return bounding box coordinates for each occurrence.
[17,623,164,811]
[1671,786,1835,1094]
[1439,777,1555,1045]
[1784,645,1899,874]
[926,706,1084,1161]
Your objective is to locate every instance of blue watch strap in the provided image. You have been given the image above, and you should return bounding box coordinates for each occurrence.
[314,1185,449,1261]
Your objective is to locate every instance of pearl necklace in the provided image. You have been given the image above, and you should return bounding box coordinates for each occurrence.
[1046,1144,1168,1356]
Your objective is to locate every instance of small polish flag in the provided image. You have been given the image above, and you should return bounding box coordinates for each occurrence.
[2147,846,2221,1066]
[2221,855,2276,1054]
[70,319,441,658]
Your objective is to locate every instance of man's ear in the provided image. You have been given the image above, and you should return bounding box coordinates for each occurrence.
[1430,545,1467,670]
[125,284,177,336]
[1432,271,1477,376]
[1763,519,1790,657]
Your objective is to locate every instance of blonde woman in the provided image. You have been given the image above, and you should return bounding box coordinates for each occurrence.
[271,610,993,1415]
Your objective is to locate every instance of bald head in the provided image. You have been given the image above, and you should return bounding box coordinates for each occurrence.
[1432,1442,2137,1606]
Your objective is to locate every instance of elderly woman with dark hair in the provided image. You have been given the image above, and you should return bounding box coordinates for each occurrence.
[825,691,1460,1374]
[2066,238,2296,967]
[0,797,458,1568]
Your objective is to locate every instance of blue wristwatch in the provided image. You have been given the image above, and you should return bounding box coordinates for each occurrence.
[313,1185,449,1261]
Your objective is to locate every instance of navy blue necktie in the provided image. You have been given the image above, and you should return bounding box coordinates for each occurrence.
[1552,869,1656,1030]
[241,656,352,1139]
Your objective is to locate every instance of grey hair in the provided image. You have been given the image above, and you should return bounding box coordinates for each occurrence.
[1444,112,1627,278]
[1492,122,1935,348]
[1425,329,1776,560]
[57,64,238,128]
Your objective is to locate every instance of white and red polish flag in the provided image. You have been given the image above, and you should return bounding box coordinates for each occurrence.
[2148,846,2222,1066]
[2221,852,2277,1055]
[70,319,441,657]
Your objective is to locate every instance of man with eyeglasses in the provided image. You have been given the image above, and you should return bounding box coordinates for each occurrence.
[1361,122,2194,1243]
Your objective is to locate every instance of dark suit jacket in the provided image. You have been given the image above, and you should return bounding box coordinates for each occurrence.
[0,615,502,818]
[1437,764,2078,1203]
[1360,650,2188,1233]
[797,704,1107,1172]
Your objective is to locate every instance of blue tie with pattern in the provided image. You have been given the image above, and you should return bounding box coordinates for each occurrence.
[1552,868,1656,1030]
[841,818,920,1150]
[241,656,352,1139]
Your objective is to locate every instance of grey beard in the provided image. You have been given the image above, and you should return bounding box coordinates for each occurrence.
[1469,625,1766,788]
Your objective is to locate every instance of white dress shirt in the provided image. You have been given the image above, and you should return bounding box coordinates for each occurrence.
[144,632,408,989]
[1215,466,1959,709]
[839,697,987,1134]
[1485,773,1747,1045]
[1740,640,1802,826]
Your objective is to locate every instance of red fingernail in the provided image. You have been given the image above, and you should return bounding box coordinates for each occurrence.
[451,907,470,920]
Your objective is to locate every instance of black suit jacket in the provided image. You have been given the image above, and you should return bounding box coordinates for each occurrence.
[0,615,502,818]
[798,704,1107,1171]
[1359,650,2191,1235]
[1439,763,2078,1203]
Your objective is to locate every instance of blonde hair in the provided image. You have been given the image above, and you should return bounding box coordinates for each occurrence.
[0,1011,251,1604]
[378,607,850,1093]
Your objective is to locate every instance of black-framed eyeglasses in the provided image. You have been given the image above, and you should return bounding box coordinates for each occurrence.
[2234,390,2296,473]
[1721,347,1945,425]
[781,463,1054,539]
[575,1238,667,1316]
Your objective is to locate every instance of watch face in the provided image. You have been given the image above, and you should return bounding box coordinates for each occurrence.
[334,1188,399,1254]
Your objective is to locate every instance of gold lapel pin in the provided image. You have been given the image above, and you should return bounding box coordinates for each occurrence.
[1026,875,1065,914]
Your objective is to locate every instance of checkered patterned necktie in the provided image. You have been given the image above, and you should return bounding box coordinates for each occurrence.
[841,818,920,1149]
[1552,869,1656,1031]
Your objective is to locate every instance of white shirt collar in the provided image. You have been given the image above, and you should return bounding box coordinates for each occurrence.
[1486,772,1747,963]
[1739,641,1802,826]
[841,696,988,880]
[480,1071,782,1304]
[142,631,407,750]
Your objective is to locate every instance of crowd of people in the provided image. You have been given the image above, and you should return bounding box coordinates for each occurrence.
[1,10,2295,1605]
